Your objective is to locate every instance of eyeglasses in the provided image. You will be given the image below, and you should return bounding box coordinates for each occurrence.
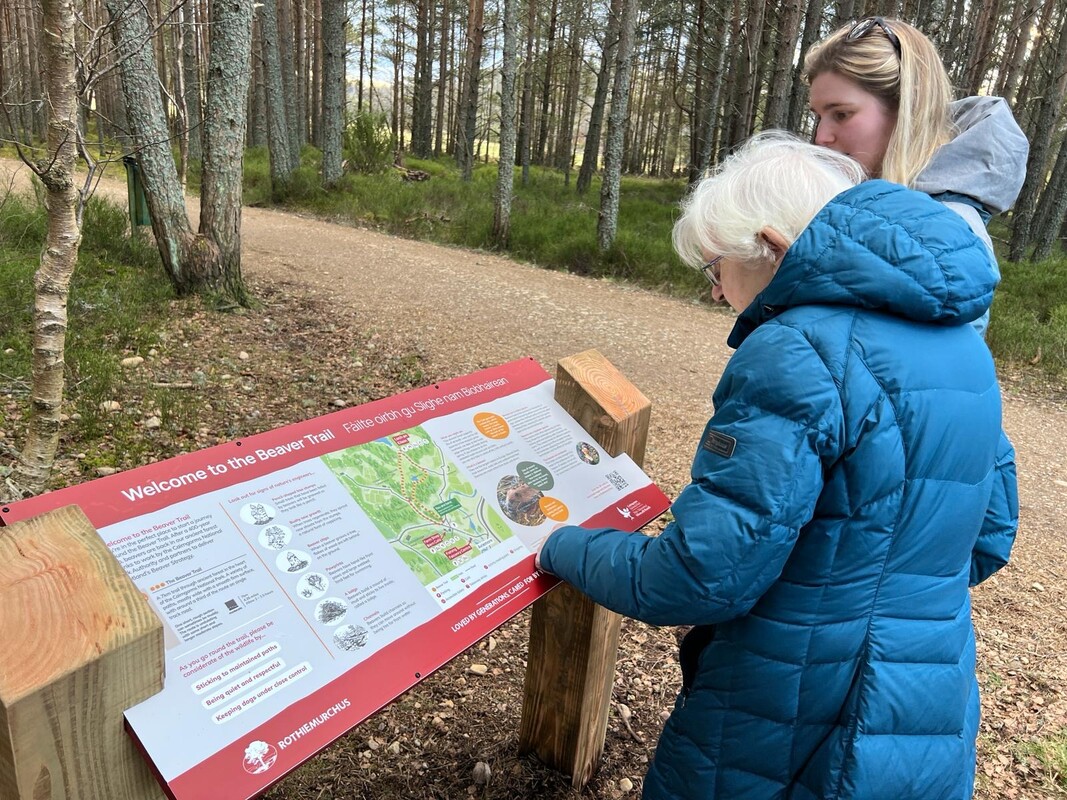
[846,16,902,59]
[701,255,724,287]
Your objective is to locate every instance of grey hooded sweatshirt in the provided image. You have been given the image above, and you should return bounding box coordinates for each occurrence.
[914,96,1029,336]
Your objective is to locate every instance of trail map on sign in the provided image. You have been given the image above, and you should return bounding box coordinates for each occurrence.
[321,427,514,586]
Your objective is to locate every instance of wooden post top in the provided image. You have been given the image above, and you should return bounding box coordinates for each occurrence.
[554,349,651,466]
[0,504,162,705]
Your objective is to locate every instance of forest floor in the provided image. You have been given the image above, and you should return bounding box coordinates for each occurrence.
[3,159,1066,798]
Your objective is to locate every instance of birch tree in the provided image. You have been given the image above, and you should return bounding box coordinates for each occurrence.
[10,0,84,496]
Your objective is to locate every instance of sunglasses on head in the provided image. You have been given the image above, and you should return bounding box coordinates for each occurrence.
[846,16,902,58]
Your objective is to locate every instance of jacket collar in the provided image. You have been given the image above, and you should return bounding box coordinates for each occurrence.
[729,180,997,348]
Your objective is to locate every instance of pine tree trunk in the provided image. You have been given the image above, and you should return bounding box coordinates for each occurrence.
[104,0,198,284]
[1032,138,1067,260]
[260,0,298,189]
[435,0,450,155]
[787,0,824,133]
[764,0,802,129]
[961,0,1001,95]
[696,9,730,180]
[358,0,368,110]
[17,2,46,139]
[321,0,346,185]
[555,20,583,178]
[183,0,204,161]
[457,0,485,180]
[996,0,1040,104]
[596,0,636,251]
[519,0,538,184]
[535,0,559,164]
[294,0,309,142]
[726,0,765,147]
[13,0,83,496]
[1010,6,1067,261]
[200,0,255,306]
[492,0,519,245]
[311,0,322,147]
[278,0,302,164]
[412,0,434,156]
[576,0,620,194]
[250,17,269,147]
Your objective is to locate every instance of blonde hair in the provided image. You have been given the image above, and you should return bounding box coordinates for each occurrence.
[804,18,954,186]
[672,131,866,270]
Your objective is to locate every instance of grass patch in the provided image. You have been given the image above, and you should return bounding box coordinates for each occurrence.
[987,253,1067,376]
[0,194,183,480]
[1015,728,1067,791]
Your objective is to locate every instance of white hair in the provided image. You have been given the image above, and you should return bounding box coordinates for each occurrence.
[672,131,867,270]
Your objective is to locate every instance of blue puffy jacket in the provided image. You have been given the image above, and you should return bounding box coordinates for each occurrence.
[539,181,1019,800]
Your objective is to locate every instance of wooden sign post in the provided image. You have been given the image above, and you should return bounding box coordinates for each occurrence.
[0,505,165,800]
[518,349,652,787]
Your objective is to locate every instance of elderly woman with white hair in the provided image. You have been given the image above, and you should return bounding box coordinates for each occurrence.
[536,132,1018,799]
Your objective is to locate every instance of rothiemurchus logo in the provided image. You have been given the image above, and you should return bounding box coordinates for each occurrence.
[242,740,278,774]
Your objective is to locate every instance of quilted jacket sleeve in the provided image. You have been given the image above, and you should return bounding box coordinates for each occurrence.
[539,323,844,626]
[970,431,1018,586]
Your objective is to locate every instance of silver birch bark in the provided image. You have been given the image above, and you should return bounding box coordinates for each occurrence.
[595,0,636,251]
[12,0,83,496]
[492,0,519,245]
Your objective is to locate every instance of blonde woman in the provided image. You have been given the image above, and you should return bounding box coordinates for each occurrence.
[805,16,1029,336]
[536,133,1017,799]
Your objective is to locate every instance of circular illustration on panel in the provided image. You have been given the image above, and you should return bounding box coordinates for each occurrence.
[496,475,546,526]
[334,624,370,651]
[240,502,277,526]
[297,572,329,600]
[258,524,292,551]
[576,441,601,465]
[277,549,311,574]
[315,597,349,626]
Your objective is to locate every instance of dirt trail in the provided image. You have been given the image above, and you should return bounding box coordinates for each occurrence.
[5,159,1066,794]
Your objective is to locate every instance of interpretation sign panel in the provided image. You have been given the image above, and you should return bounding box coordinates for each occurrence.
[0,358,669,800]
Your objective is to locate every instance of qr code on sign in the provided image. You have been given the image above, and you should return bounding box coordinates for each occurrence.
[606,470,628,491]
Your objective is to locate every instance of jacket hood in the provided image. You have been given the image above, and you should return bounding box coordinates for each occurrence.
[729,180,997,348]
[914,96,1028,215]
